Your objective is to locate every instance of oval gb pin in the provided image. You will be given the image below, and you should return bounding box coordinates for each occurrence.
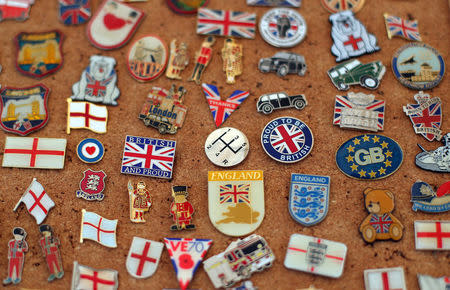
[76,138,105,163]
[205,127,249,167]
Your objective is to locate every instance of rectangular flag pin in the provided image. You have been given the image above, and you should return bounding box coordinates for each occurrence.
[414,220,450,250]
[364,267,407,290]
[71,261,118,290]
[67,99,108,134]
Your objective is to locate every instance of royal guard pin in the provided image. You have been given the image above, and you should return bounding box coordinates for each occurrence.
[86,0,144,50]
[170,186,195,231]
[333,92,385,132]
[336,134,403,180]
[247,0,301,7]
[205,127,249,167]
[222,38,243,84]
[329,11,379,62]
[411,180,450,213]
[414,220,450,250]
[321,0,365,13]
[259,52,307,77]
[289,174,330,226]
[418,274,450,290]
[66,99,108,134]
[0,0,34,22]
[126,237,163,279]
[328,59,386,90]
[2,227,28,286]
[76,138,105,163]
[139,85,188,134]
[76,169,107,201]
[15,31,64,79]
[416,133,450,173]
[39,225,64,282]
[80,209,118,248]
[360,188,403,243]
[0,84,49,136]
[384,14,421,41]
[197,8,256,39]
[257,92,307,114]
[204,234,274,288]
[58,0,91,25]
[188,36,215,84]
[166,39,189,80]
[166,0,209,14]
[71,261,118,290]
[71,55,120,106]
[128,181,152,223]
[364,267,406,290]
[208,171,264,236]
[403,91,442,142]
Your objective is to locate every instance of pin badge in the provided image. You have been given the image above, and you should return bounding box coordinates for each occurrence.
[259,8,306,48]
[208,171,264,237]
[329,11,379,62]
[197,8,256,39]
[126,237,163,279]
[58,0,91,25]
[71,55,120,106]
[321,0,365,13]
[0,84,50,136]
[230,281,257,290]
[384,14,421,41]
[80,209,118,248]
[205,128,249,167]
[415,133,450,173]
[333,92,385,132]
[418,274,450,290]
[188,36,215,84]
[170,186,195,231]
[258,52,306,77]
[222,38,243,84]
[0,1,34,22]
[411,180,450,213]
[204,234,274,288]
[257,92,307,114]
[76,138,105,163]
[336,134,403,180]
[261,116,313,163]
[364,267,406,290]
[39,225,64,282]
[247,0,301,7]
[15,31,64,79]
[414,220,450,250]
[71,261,118,290]
[76,169,107,201]
[128,181,152,223]
[2,227,28,286]
[392,43,445,90]
[166,0,209,14]
[66,99,108,134]
[87,0,144,50]
[166,39,189,80]
[328,59,386,90]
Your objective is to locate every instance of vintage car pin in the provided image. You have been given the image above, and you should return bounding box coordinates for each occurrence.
[128,181,152,223]
[204,234,274,288]
[2,137,67,169]
[403,91,442,142]
[208,171,264,236]
[170,186,195,231]
[415,133,450,173]
[411,180,450,213]
[289,174,330,226]
[126,237,163,279]
[2,227,28,286]
[222,38,243,84]
[76,138,104,163]
[121,135,176,179]
[139,85,187,134]
[418,274,450,290]
[202,83,249,127]
[87,0,144,50]
[0,84,49,136]
[261,116,313,163]
[166,39,189,80]
[166,0,209,14]
[321,0,365,13]
[0,0,34,22]
[414,220,450,250]
[284,233,347,278]
[80,209,118,248]
[39,225,64,282]
[58,0,91,25]
[359,188,403,243]
[384,13,421,41]
[197,8,256,39]
[66,99,108,134]
[329,11,379,62]
[165,238,212,290]
[127,35,168,82]
[328,59,385,90]
[15,31,64,79]
[188,36,215,84]
[334,92,385,132]
[71,55,120,106]
[336,134,403,180]
[71,261,118,290]
[204,128,249,167]
[258,52,306,77]
[364,267,406,290]
[259,8,307,48]
[392,43,445,90]
[76,169,107,201]
[247,0,301,7]
[257,92,307,114]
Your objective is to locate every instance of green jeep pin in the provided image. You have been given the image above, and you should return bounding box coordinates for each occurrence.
[328,59,386,91]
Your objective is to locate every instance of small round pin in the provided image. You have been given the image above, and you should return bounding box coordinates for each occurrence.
[204,127,249,167]
[76,138,105,163]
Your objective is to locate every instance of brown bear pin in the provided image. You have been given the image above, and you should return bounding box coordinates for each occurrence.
[359,188,404,243]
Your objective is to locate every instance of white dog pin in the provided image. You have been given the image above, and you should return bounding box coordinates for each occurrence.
[71,55,120,106]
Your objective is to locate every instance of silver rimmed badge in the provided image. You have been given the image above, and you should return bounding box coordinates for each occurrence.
[205,127,249,167]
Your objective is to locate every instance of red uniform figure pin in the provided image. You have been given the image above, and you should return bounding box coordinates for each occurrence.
[188,36,215,84]
[128,181,152,223]
[170,186,195,230]
[39,225,64,282]
[3,227,28,286]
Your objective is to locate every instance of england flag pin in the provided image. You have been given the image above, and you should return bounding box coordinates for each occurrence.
[126,237,163,279]
[364,267,407,290]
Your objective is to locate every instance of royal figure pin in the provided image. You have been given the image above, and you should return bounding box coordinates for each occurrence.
[188,36,215,84]
[128,181,152,223]
[3,227,28,286]
[166,39,189,80]
[39,225,64,282]
[170,186,195,230]
[222,38,242,84]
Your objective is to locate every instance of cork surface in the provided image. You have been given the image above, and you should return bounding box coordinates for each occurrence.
[0,0,449,289]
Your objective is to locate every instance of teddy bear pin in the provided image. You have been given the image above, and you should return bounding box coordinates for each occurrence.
[359,188,404,243]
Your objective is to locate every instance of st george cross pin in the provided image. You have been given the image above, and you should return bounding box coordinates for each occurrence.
[364,267,406,290]
[76,169,107,201]
[126,237,163,279]
[58,0,91,25]
[79,209,118,248]
[414,220,450,250]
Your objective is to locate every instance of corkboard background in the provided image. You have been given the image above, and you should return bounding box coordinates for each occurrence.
[0,0,448,289]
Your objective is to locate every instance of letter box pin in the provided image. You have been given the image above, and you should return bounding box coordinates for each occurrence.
[39,225,64,282]
[128,181,152,223]
[166,39,189,80]
[188,36,215,85]
[170,186,195,231]
[222,38,243,84]
[3,227,28,286]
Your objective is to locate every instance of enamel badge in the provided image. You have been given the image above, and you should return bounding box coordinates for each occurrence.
[71,55,120,106]
[364,267,406,290]
[257,92,307,114]
[416,133,450,173]
[222,38,243,84]
[383,14,421,41]
[170,186,195,231]
[15,31,63,78]
[197,8,256,39]
[166,0,209,14]
[414,220,450,250]
[328,59,386,90]
[321,0,365,13]
[247,0,301,7]
[128,181,152,223]
[208,170,264,237]
[188,36,215,84]
[66,99,108,134]
[76,169,107,201]
[2,227,28,286]
[58,0,91,25]
[411,180,450,213]
[0,0,34,22]
[259,52,307,77]
[0,84,49,136]
[39,225,64,282]
[76,138,104,163]
[418,274,450,290]
[205,127,249,167]
[166,39,189,80]
[80,209,117,248]
[71,261,118,290]
[289,174,329,226]
[126,237,163,279]
[87,0,144,50]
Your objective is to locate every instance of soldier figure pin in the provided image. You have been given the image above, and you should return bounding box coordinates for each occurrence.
[222,38,242,84]
[128,181,152,223]
[39,225,64,282]
[188,36,215,84]
[166,39,189,80]
[170,186,195,230]
[3,227,28,286]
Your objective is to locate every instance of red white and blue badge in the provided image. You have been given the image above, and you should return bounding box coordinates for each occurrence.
[197,8,256,39]
[261,116,313,163]
[411,181,450,213]
[76,138,104,163]
[58,0,91,25]
[76,169,107,201]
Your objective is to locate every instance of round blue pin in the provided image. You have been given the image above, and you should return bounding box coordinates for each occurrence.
[76,138,104,163]
[261,116,314,163]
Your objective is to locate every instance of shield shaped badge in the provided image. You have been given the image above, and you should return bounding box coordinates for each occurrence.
[208,170,264,236]
[76,169,107,201]
[289,174,330,226]
[87,0,144,50]
[126,237,163,279]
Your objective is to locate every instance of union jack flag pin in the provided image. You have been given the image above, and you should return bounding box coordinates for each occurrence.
[383,13,421,41]
[197,8,256,39]
[76,169,107,201]
[363,267,406,290]
[126,237,163,279]
[414,220,450,250]
[71,261,118,290]
[58,0,91,25]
